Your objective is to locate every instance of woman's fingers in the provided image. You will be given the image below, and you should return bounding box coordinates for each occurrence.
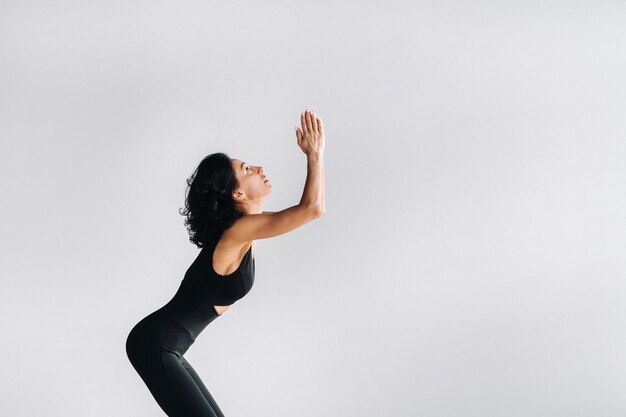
[311,110,318,133]
[300,108,322,135]
[301,110,306,132]
[310,109,315,132]
[305,110,311,132]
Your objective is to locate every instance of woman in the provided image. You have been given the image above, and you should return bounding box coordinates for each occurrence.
[125,108,326,417]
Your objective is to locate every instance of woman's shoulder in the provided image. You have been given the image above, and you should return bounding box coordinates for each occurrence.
[215,226,254,261]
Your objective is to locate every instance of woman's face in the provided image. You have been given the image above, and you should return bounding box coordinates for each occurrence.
[230,158,271,202]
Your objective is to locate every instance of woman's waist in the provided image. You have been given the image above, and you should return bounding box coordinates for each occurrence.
[135,302,220,339]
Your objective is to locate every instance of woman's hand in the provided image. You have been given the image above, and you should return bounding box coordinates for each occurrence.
[295,108,325,156]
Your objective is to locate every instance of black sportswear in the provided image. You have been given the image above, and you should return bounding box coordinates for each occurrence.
[125,229,255,416]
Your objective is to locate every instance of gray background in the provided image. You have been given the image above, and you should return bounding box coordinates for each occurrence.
[1,1,625,416]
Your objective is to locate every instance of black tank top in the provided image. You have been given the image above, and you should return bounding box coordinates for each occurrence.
[158,229,255,339]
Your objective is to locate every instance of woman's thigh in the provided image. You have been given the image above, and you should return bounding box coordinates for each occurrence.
[156,352,224,417]
[179,356,226,417]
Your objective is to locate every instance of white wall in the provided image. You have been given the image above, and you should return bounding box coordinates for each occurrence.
[1,1,625,416]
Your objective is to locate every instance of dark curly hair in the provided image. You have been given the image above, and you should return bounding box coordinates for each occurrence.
[179,152,246,248]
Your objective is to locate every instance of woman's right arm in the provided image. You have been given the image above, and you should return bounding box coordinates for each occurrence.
[298,109,325,212]
[223,109,325,243]
[300,152,324,211]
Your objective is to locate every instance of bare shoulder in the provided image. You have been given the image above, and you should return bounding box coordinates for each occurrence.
[213,225,254,273]
[220,224,253,252]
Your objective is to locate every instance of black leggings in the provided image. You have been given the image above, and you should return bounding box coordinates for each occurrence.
[126,309,224,417]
